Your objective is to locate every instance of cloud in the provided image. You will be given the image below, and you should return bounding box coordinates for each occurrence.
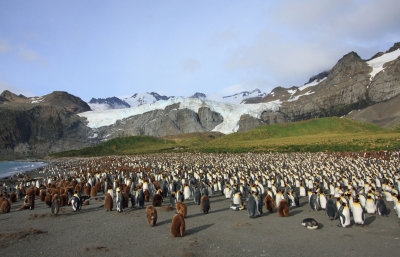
[0,39,12,54]
[273,0,400,42]
[227,29,342,86]
[209,31,237,46]
[182,58,200,72]
[226,0,400,87]
[18,46,48,65]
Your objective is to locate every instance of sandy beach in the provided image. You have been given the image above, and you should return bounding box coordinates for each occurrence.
[1,153,399,257]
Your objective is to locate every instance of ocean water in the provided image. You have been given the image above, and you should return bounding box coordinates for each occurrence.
[0,161,48,179]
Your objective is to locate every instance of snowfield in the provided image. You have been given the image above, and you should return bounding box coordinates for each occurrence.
[79,97,282,134]
[367,49,400,80]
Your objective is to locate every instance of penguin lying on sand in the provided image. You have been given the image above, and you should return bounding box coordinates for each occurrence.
[301,218,319,229]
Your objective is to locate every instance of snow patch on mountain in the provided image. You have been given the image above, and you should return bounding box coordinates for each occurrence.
[299,77,327,91]
[221,89,267,104]
[367,49,400,80]
[79,97,281,134]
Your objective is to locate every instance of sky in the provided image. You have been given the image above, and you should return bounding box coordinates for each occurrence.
[0,0,399,102]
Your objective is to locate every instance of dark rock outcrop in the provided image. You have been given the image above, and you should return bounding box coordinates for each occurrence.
[0,91,95,159]
[89,96,130,109]
[96,106,223,140]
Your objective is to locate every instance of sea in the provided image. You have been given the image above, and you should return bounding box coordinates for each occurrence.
[0,161,48,179]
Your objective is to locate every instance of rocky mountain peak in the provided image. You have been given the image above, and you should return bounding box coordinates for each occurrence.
[0,90,27,102]
[386,42,400,53]
[190,92,207,99]
[43,91,91,113]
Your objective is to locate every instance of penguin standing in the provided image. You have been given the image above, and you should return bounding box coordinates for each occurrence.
[137,188,145,208]
[352,198,365,225]
[170,213,185,237]
[193,187,201,205]
[365,196,376,214]
[278,199,289,217]
[130,189,136,208]
[51,194,60,215]
[319,193,327,210]
[310,191,319,211]
[231,192,243,210]
[326,196,337,220]
[247,193,257,218]
[264,195,275,213]
[338,202,351,227]
[116,188,124,213]
[104,192,113,211]
[394,196,400,219]
[183,185,191,200]
[146,205,158,226]
[200,195,210,214]
[376,196,389,216]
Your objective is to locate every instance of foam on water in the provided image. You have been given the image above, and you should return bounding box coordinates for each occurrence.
[0,161,48,179]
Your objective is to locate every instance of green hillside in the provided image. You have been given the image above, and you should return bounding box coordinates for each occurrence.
[51,117,400,157]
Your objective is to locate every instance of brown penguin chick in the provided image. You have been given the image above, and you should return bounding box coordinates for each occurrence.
[144,189,150,202]
[152,193,163,207]
[170,213,185,237]
[95,181,101,192]
[264,195,276,213]
[84,185,91,196]
[146,205,158,226]
[0,198,11,213]
[200,195,210,214]
[176,202,187,217]
[45,194,52,207]
[9,192,17,203]
[104,193,113,211]
[60,193,68,206]
[90,187,97,197]
[40,189,46,202]
[51,194,60,215]
[122,192,129,208]
[278,199,289,217]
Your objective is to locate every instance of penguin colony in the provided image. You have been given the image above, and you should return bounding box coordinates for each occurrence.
[1,152,400,236]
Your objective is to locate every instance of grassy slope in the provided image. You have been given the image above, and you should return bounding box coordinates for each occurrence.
[51,117,400,157]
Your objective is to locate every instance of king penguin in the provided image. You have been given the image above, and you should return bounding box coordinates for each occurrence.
[338,201,351,227]
[365,195,376,214]
[247,193,257,218]
[376,195,389,216]
[352,198,365,225]
[116,187,124,213]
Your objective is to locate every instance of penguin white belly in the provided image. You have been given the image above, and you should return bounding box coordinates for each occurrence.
[233,195,241,205]
[384,192,393,202]
[353,204,364,225]
[395,202,400,218]
[341,207,351,227]
[276,194,283,207]
[359,196,366,208]
[365,200,376,214]
[300,187,306,197]
[183,187,191,200]
[319,196,327,209]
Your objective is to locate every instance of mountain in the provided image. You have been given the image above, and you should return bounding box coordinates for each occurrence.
[222,89,267,104]
[0,91,96,159]
[88,92,173,110]
[1,42,400,158]
[89,97,130,110]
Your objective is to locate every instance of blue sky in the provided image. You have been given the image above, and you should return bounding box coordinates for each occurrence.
[0,0,399,101]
